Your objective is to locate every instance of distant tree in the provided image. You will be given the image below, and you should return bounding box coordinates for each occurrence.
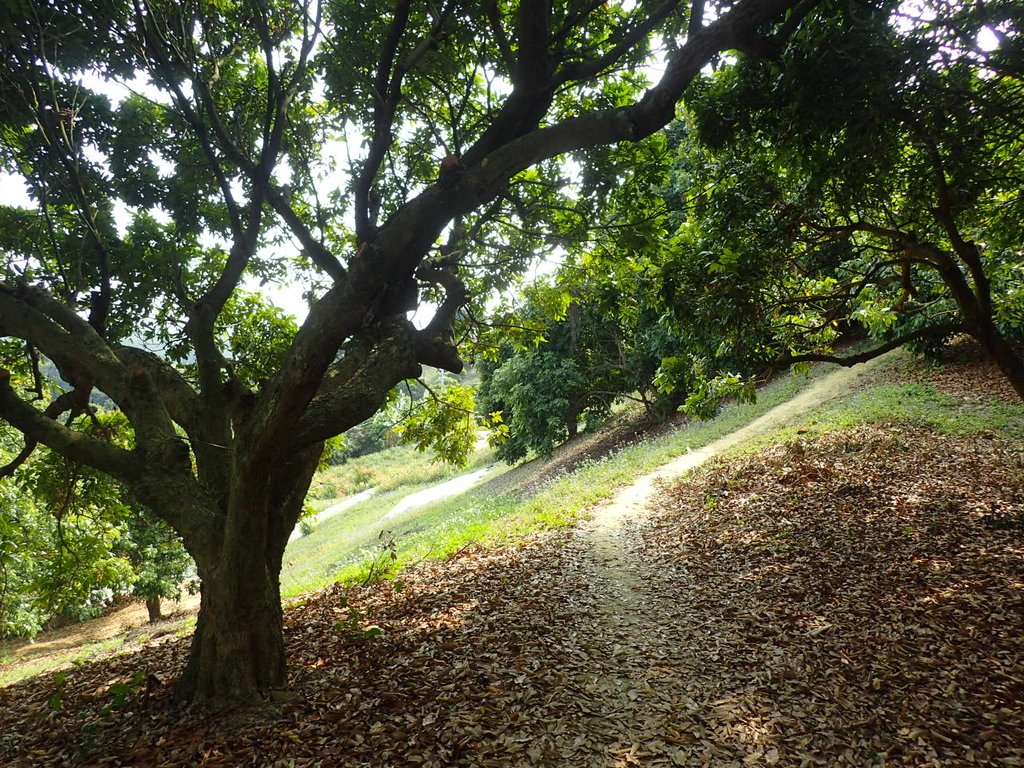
[666,0,1024,393]
[479,279,683,462]
[119,508,194,623]
[1,411,193,635]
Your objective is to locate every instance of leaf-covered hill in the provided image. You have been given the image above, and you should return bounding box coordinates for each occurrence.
[639,425,1024,764]
[1,348,1022,766]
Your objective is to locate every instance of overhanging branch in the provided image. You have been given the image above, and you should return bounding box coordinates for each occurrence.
[0,370,138,481]
[771,322,965,370]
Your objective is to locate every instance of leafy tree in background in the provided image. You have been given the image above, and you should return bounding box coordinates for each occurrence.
[479,280,683,462]
[0,0,815,704]
[0,465,47,637]
[1,411,193,636]
[119,509,195,623]
[556,0,1024,405]
[668,0,1024,392]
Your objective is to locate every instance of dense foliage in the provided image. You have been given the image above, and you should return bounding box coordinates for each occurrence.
[478,278,684,462]
[668,0,1024,388]
[0,415,192,637]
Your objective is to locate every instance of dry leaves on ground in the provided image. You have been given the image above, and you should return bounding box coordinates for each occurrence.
[634,425,1024,766]
[897,336,1023,402]
[1,424,1022,766]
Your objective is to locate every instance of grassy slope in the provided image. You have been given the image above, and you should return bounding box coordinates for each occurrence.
[283,346,1024,594]
[4,344,1021,686]
[281,358,857,592]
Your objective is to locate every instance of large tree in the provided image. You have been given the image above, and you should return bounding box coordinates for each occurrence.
[0,0,814,704]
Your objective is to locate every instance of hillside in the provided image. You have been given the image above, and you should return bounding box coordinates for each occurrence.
[1,342,1022,767]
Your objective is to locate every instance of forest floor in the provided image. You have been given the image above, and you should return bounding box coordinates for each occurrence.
[1,342,1023,766]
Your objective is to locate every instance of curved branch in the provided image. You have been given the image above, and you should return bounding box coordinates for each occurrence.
[0,370,138,480]
[0,385,93,478]
[0,282,126,399]
[251,0,810,458]
[287,320,423,449]
[771,322,965,369]
[462,0,810,196]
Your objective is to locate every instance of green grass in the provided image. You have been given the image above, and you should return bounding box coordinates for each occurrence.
[283,363,838,592]
[281,458,508,596]
[307,443,496,507]
[284,349,1023,596]
[808,381,1024,438]
[687,352,1024,463]
[0,635,130,688]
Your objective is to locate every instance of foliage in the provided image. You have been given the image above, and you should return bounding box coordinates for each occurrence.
[1,412,192,638]
[118,511,195,611]
[392,380,478,466]
[665,0,1024,391]
[478,272,687,463]
[13,418,137,626]
[480,348,588,462]
[0,474,46,636]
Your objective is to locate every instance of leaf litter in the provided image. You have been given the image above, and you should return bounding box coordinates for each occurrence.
[1,415,1023,765]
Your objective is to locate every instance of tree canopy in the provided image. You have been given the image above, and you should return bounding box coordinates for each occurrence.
[492,0,1024,425]
[670,0,1024,393]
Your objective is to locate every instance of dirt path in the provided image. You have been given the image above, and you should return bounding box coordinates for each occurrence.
[584,355,893,595]
[565,356,893,762]
[588,355,892,535]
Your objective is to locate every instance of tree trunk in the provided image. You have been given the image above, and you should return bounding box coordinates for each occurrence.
[174,559,287,705]
[172,446,321,707]
[565,398,582,439]
[933,254,1024,400]
[972,322,1024,400]
[145,595,162,623]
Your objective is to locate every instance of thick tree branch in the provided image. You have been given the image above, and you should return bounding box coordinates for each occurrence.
[353,1,450,241]
[463,0,810,192]
[286,320,423,449]
[0,370,137,480]
[771,322,965,369]
[688,0,706,35]
[0,385,91,478]
[0,282,126,399]
[514,0,552,88]
[264,184,347,281]
[253,0,810,459]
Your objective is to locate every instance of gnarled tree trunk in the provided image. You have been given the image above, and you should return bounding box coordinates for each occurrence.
[173,446,320,706]
[176,556,288,704]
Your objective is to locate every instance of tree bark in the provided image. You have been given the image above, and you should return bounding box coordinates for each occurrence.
[175,561,287,705]
[145,595,162,623]
[172,446,320,706]
[931,252,1024,401]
